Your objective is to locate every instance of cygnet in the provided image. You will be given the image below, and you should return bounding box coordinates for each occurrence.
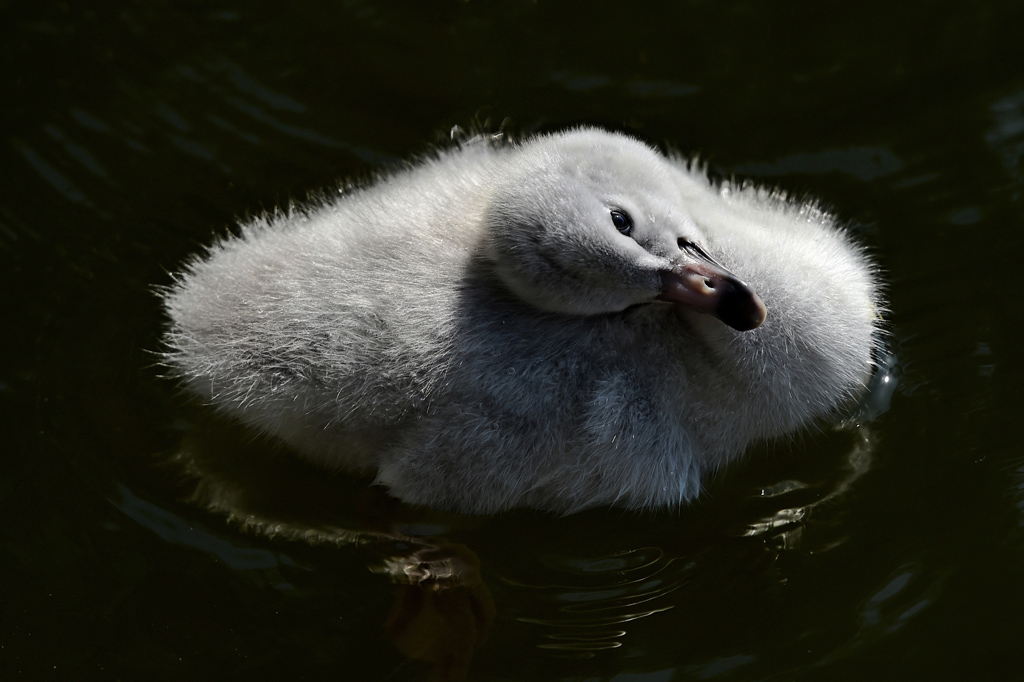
[163,128,882,514]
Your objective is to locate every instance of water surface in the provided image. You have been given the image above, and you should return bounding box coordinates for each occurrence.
[3,1,1024,680]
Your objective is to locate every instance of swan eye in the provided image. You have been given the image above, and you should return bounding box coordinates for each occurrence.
[610,209,633,237]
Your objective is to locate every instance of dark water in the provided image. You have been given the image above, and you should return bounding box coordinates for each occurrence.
[3,1,1024,680]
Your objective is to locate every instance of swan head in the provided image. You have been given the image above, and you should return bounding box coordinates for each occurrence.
[483,129,766,330]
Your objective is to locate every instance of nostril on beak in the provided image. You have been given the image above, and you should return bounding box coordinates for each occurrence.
[704,278,715,289]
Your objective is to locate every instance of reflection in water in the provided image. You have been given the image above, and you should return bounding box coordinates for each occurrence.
[742,427,874,548]
[382,543,495,681]
[121,356,897,678]
[746,352,897,548]
[112,484,282,571]
[513,546,682,652]
[136,414,494,681]
[499,428,880,660]
[503,358,898,661]
[4,0,1023,678]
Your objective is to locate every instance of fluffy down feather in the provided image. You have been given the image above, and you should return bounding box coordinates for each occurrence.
[162,128,882,514]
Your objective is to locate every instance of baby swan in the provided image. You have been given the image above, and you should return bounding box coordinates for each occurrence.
[163,128,881,514]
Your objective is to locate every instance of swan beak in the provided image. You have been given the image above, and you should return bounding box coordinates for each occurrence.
[658,263,767,331]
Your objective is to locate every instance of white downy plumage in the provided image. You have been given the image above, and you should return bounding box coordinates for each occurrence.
[163,128,882,514]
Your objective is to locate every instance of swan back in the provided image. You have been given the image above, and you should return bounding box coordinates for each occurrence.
[162,128,883,513]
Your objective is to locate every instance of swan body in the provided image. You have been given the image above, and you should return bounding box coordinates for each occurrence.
[163,128,881,514]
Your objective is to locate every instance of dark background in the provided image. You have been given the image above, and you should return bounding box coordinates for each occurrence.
[3,1,1023,680]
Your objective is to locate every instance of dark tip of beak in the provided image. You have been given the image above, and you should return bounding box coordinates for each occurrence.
[657,265,767,331]
[715,277,768,331]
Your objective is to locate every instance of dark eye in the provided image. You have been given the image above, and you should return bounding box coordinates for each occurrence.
[610,209,633,236]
